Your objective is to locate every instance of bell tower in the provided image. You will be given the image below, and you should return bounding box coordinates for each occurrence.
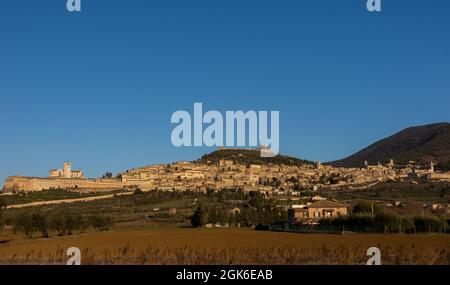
[64,162,72,178]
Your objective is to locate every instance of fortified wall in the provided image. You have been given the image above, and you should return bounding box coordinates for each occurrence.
[2,176,152,193]
[2,162,155,193]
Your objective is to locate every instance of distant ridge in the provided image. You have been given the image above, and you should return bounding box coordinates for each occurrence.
[328,123,450,168]
[198,148,313,166]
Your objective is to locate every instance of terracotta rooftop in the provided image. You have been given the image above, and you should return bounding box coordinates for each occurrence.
[308,200,348,208]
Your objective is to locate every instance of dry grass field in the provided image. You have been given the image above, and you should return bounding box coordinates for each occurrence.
[0,227,449,265]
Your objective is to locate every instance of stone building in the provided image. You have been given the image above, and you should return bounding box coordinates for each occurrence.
[288,200,348,224]
[49,162,84,179]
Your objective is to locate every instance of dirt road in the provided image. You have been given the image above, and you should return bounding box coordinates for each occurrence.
[6,192,133,209]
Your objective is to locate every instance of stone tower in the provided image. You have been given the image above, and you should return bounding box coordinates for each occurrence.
[388,159,394,168]
[64,162,72,178]
[316,161,322,170]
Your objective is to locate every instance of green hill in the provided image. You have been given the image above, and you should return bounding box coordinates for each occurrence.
[198,148,313,166]
[328,122,450,168]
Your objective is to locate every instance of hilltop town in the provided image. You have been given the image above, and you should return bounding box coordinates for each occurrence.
[3,148,450,194]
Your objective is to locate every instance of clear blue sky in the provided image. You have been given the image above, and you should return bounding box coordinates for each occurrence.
[0,0,449,183]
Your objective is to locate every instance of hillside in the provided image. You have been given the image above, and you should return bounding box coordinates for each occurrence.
[328,123,450,168]
[198,148,313,166]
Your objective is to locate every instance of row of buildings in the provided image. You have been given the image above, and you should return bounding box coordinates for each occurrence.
[2,154,450,193]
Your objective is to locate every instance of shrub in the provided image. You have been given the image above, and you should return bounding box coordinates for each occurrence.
[374,211,400,233]
[317,211,447,234]
[402,216,415,233]
[255,224,270,231]
[89,214,112,231]
[414,216,446,233]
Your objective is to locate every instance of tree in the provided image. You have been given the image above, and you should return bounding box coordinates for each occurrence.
[0,197,6,231]
[64,214,77,235]
[191,205,208,228]
[102,172,113,179]
[48,209,68,236]
[208,205,218,224]
[13,210,35,238]
[217,209,227,225]
[0,197,6,210]
[352,202,378,215]
[73,213,88,233]
[31,210,49,238]
[228,212,236,226]
[134,188,143,195]
[89,214,112,231]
